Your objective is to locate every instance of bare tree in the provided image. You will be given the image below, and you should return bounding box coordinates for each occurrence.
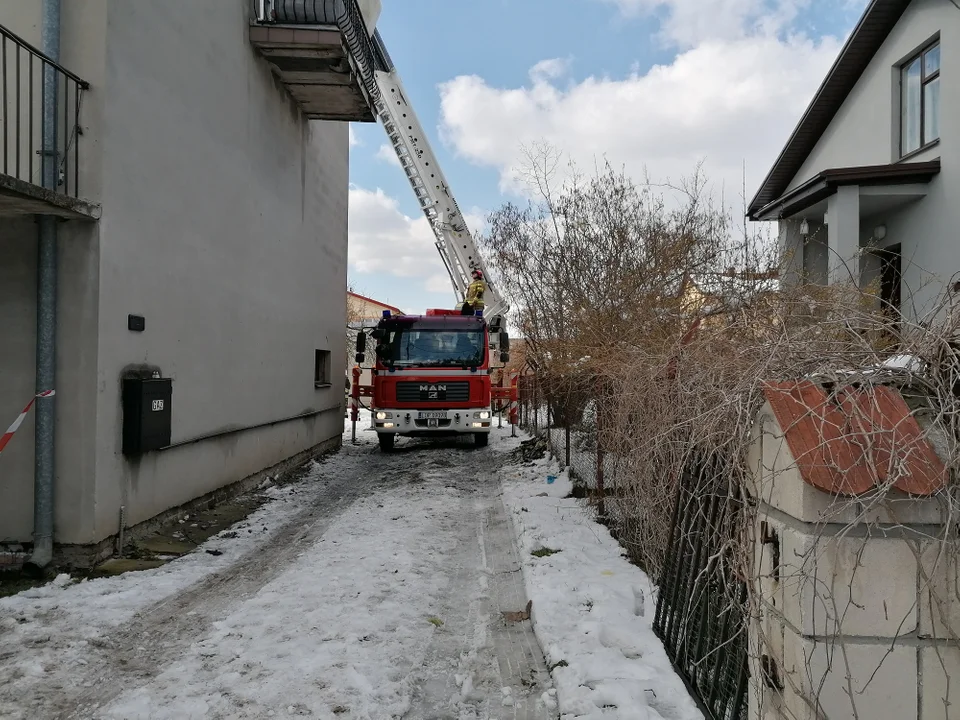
[484,143,960,718]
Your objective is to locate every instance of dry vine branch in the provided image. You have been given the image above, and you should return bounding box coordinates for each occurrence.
[485,143,960,719]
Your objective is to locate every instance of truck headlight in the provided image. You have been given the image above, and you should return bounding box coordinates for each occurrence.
[478,411,490,420]
[376,411,389,420]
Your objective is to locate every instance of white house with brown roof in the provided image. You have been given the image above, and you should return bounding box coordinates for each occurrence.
[346,291,402,388]
[748,0,954,320]
[347,291,403,323]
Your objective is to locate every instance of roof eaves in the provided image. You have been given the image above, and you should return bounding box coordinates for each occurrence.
[747,0,913,218]
[750,158,941,221]
[347,290,403,314]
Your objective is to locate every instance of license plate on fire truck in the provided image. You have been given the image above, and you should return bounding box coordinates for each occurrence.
[418,411,447,420]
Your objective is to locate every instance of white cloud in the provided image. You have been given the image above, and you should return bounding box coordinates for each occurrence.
[348,125,361,148]
[425,273,456,293]
[438,21,845,209]
[529,58,571,83]
[597,0,810,48]
[375,143,402,167]
[348,186,486,294]
[348,186,442,279]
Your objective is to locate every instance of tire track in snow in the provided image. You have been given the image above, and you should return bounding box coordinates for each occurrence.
[482,494,554,718]
[98,447,482,718]
[403,452,555,719]
[2,432,555,719]
[4,438,419,720]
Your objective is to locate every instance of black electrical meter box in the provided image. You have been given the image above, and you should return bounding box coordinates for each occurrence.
[122,377,172,456]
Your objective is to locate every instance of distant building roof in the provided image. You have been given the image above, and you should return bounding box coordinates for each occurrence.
[689,269,781,299]
[761,379,946,496]
[347,291,402,315]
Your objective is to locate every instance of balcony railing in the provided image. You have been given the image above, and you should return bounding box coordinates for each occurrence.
[0,22,89,200]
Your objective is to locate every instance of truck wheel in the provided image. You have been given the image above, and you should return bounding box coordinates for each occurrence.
[474,433,489,448]
[378,433,395,452]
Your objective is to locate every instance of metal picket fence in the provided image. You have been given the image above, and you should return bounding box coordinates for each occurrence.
[652,458,749,720]
[517,370,750,720]
[517,372,614,499]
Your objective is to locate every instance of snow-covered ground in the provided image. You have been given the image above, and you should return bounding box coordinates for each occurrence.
[497,436,703,720]
[0,420,701,720]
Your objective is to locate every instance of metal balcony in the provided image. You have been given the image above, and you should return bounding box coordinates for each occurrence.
[249,0,379,122]
[0,23,99,220]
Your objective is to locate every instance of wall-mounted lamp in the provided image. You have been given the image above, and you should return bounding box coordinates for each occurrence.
[799,219,809,237]
[873,224,887,241]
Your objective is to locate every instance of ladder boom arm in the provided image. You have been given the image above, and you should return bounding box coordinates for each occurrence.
[370,30,508,322]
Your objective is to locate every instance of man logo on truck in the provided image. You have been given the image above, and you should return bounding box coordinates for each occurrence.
[420,384,446,400]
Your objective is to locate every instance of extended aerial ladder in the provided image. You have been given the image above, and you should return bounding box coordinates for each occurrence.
[369,30,508,325]
[252,2,507,325]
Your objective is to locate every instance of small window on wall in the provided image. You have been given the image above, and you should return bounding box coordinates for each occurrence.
[315,350,331,387]
[901,41,940,156]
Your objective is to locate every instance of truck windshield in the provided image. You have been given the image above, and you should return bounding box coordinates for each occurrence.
[379,326,485,367]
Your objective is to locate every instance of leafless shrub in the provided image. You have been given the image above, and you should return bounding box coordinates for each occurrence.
[483,143,960,718]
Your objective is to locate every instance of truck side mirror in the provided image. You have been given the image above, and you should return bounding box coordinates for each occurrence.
[500,351,510,363]
[355,352,365,363]
[356,331,367,353]
[499,331,510,351]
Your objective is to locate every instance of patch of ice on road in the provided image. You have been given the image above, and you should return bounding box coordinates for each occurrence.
[496,427,704,720]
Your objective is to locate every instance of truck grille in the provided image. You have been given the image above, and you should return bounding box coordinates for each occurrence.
[396,381,470,403]
[415,419,452,428]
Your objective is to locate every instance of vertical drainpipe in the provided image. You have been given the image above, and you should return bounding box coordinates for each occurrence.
[27,0,62,571]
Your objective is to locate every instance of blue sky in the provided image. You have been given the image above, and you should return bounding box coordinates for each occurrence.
[346,0,868,314]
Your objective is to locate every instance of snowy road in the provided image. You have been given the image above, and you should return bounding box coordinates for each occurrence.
[0,426,554,720]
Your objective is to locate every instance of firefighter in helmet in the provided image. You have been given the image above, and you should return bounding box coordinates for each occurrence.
[461,268,487,315]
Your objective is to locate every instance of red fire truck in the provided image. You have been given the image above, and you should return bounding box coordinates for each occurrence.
[341,27,521,450]
[351,309,516,451]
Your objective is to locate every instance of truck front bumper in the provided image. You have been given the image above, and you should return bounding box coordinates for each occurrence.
[372,408,493,435]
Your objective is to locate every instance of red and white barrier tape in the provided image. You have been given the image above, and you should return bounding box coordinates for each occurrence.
[0,390,55,456]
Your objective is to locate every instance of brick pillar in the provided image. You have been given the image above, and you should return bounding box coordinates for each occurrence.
[746,406,958,720]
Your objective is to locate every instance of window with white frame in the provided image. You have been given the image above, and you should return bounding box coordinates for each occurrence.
[900,40,940,156]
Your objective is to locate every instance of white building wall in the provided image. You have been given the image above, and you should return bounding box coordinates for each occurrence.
[787,0,953,188]
[781,0,959,316]
[89,0,349,542]
[0,0,350,547]
[0,0,107,545]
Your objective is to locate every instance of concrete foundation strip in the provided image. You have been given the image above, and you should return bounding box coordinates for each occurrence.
[0,390,55,455]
